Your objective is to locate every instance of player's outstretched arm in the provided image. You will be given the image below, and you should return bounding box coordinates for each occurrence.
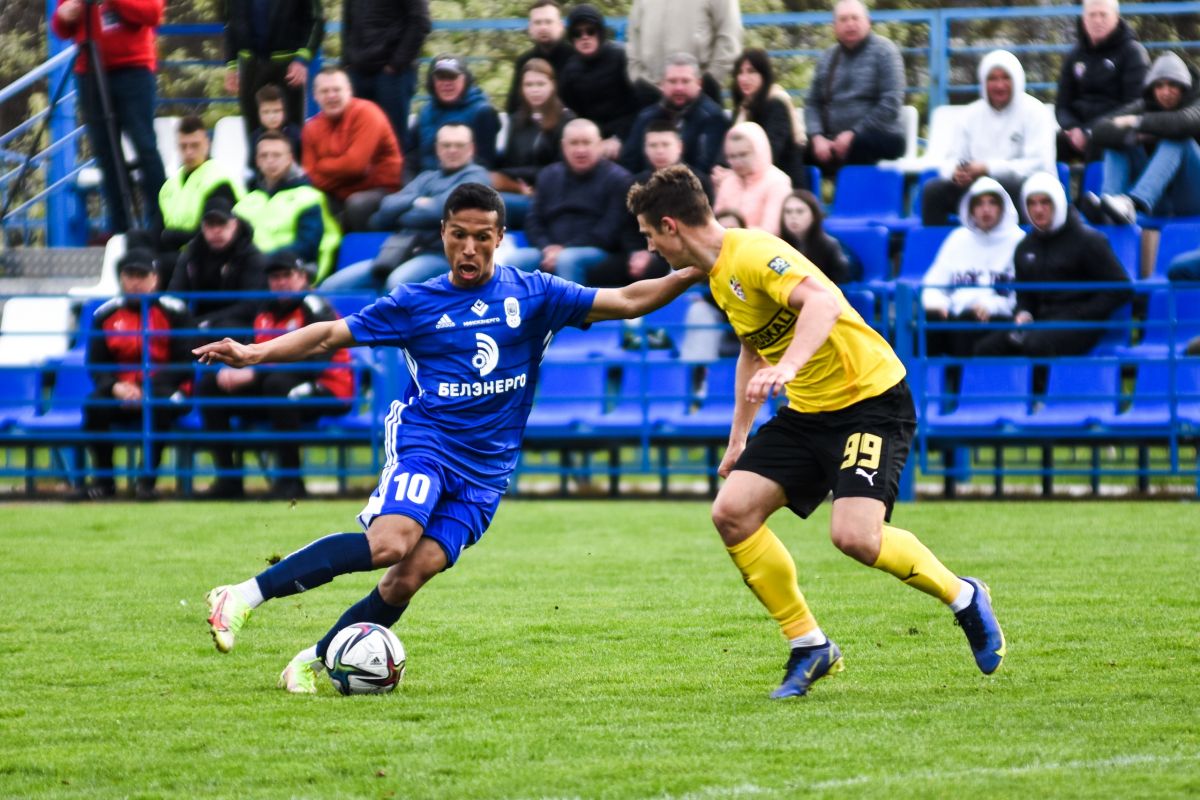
[193,319,354,367]
[585,267,706,322]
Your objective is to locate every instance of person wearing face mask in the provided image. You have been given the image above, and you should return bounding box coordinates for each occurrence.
[711,123,793,236]
[778,190,852,286]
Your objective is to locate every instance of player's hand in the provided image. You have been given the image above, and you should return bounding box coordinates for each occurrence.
[718,439,746,479]
[194,337,259,368]
[224,68,239,94]
[746,362,797,404]
[286,60,308,87]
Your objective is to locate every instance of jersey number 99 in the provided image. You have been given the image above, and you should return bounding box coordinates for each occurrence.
[840,432,882,471]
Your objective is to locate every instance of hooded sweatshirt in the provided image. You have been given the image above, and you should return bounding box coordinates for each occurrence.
[1013,172,1131,325]
[921,177,1023,317]
[1092,52,1200,148]
[940,50,1056,182]
[406,62,501,180]
[712,123,793,236]
[1055,17,1149,131]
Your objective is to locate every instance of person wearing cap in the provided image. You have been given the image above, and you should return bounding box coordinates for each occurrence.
[342,0,431,141]
[158,115,246,259]
[302,67,403,232]
[234,131,342,284]
[558,4,647,159]
[504,0,575,115]
[196,251,353,499]
[78,250,195,501]
[403,55,501,184]
[167,196,268,332]
[1083,52,1200,224]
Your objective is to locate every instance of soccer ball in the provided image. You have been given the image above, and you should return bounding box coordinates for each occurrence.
[324,622,406,695]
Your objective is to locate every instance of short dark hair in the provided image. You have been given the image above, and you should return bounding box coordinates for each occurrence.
[256,130,291,147]
[255,83,284,106]
[626,164,712,228]
[644,118,681,137]
[179,115,206,135]
[530,0,561,12]
[443,182,506,230]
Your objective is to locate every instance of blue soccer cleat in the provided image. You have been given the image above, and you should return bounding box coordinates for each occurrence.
[954,577,1006,675]
[770,640,844,699]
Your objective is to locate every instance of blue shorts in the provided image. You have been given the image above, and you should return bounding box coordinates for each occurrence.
[357,452,503,568]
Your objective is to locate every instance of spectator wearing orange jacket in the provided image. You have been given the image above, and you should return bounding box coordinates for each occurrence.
[301,67,403,231]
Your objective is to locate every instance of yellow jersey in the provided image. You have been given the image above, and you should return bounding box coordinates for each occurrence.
[708,228,905,413]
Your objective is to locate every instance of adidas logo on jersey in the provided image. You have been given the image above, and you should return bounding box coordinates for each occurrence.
[436,314,455,329]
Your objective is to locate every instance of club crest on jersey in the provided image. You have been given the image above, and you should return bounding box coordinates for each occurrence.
[472,332,499,377]
[471,299,489,317]
[504,296,521,328]
[767,256,792,276]
[729,277,746,301]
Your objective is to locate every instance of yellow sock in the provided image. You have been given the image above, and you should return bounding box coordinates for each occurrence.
[872,525,961,604]
[726,525,817,640]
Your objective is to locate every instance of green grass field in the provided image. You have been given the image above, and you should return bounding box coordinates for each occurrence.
[2,499,1198,799]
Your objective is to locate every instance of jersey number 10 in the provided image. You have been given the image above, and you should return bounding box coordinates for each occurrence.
[393,472,432,504]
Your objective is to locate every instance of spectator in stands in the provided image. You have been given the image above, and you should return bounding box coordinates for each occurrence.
[805,0,906,172]
[341,0,431,141]
[975,172,1132,358]
[711,123,793,236]
[492,59,574,230]
[302,67,403,233]
[921,177,1023,357]
[246,84,303,170]
[157,115,246,284]
[197,252,353,499]
[626,123,715,282]
[1083,53,1200,224]
[626,0,742,105]
[168,196,268,332]
[223,0,324,132]
[51,0,167,234]
[505,0,574,115]
[520,118,638,285]
[234,132,342,285]
[404,55,502,184]
[731,48,808,189]
[778,190,853,285]
[1055,0,1149,162]
[558,4,646,159]
[620,53,730,177]
[921,50,1056,227]
[322,124,493,292]
[78,250,193,501]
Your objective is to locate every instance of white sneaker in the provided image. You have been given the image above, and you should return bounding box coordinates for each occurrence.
[1100,193,1138,225]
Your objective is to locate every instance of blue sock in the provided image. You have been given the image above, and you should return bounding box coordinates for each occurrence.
[316,587,409,661]
[254,533,373,601]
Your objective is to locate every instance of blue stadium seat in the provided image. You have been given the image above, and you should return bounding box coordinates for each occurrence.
[919,362,948,421]
[1015,360,1120,428]
[14,361,93,431]
[1092,224,1142,281]
[0,365,41,429]
[1082,161,1104,197]
[1096,361,1172,431]
[834,225,891,282]
[335,232,390,270]
[825,166,906,232]
[543,320,624,362]
[1056,162,1071,196]
[326,293,375,319]
[1124,289,1200,356]
[898,226,955,285]
[1177,358,1200,426]
[1152,222,1200,280]
[925,361,1031,429]
[843,288,878,330]
[525,361,608,435]
[590,361,695,435]
[659,359,773,437]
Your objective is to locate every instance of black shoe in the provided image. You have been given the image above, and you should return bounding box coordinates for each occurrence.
[204,478,245,499]
[269,478,307,500]
[134,479,160,501]
[71,481,116,501]
[1078,192,1107,225]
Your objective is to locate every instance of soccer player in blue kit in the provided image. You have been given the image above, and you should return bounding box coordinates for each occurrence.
[195,183,703,692]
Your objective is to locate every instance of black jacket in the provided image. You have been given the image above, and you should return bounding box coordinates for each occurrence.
[558,43,645,141]
[1055,18,1149,132]
[1092,59,1200,148]
[224,0,324,64]
[1013,210,1132,325]
[505,40,576,114]
[496,109,574,186]
[342,0,431,74]
[797,231,853,286]
[526,160,636,253]
[619,94,730,175]
[168,219,268,332]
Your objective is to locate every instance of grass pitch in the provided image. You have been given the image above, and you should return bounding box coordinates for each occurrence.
[2,499,1198,799]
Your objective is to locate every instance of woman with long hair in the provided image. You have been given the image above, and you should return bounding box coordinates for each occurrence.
[730,48,808,188]
[778,190,853,285]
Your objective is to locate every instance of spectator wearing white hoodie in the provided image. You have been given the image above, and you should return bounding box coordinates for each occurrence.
[921,177,1023,357]
[921,50,1056,227]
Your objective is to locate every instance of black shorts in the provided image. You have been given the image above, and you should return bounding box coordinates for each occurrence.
[733,380,916,521]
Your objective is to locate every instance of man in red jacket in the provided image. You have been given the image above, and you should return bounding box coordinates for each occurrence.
[52,0,167,233]
[302,67,403,232]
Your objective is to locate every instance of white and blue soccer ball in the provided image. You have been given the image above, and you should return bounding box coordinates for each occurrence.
[324,622,406,695]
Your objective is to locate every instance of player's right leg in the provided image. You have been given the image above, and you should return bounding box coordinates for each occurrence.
[711,470,841,698]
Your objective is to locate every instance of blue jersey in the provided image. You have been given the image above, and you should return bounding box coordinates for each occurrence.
[345,265,598,491]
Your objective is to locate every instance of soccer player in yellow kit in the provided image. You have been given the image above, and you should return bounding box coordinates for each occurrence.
[627,166,1005,698]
